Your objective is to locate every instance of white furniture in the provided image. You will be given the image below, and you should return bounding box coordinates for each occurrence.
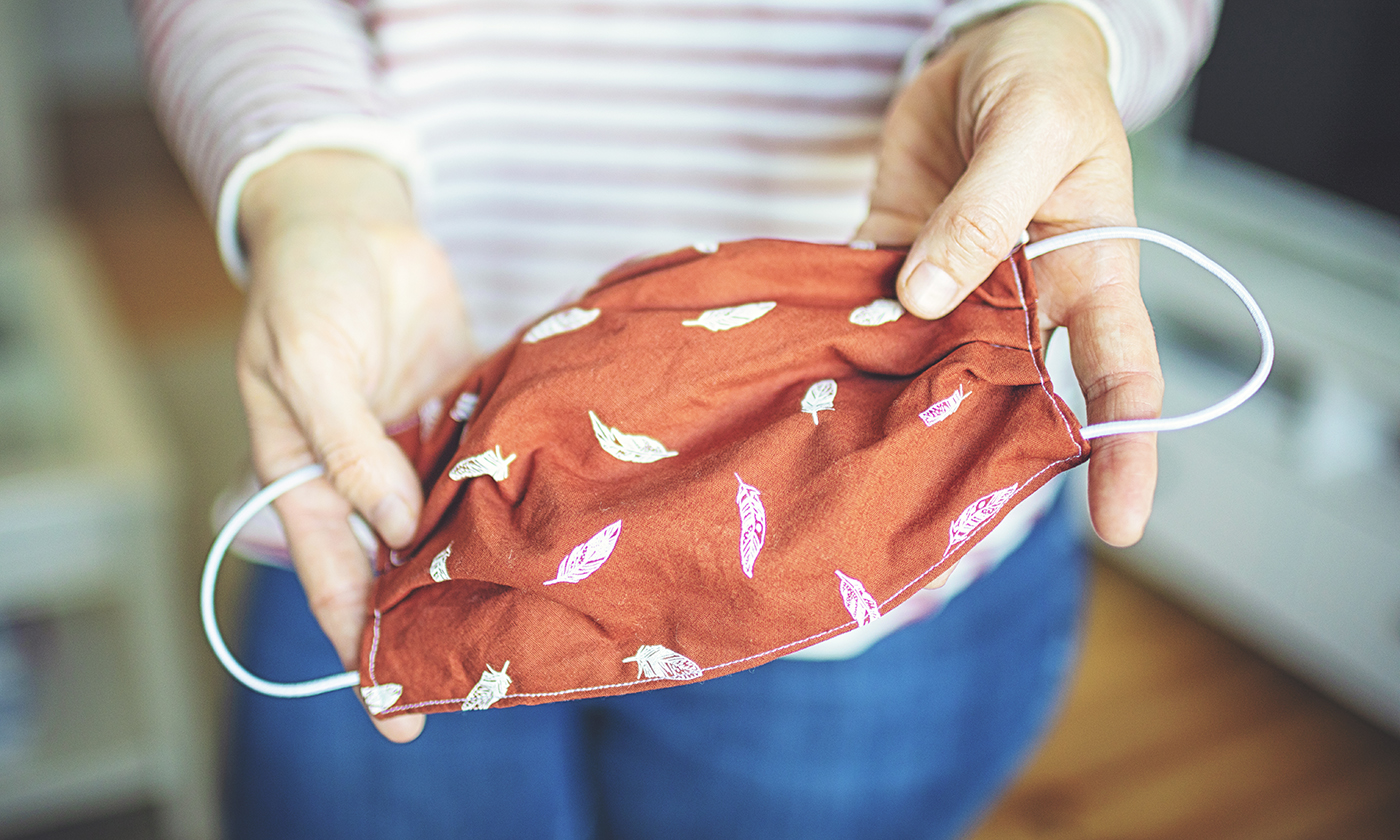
[0,217,217,838]
[1099,110,1400,734]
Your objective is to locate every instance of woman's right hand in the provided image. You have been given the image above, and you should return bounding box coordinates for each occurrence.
[237,151,476,742]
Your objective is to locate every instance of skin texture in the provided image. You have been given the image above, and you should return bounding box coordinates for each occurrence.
[235,4,1161,743]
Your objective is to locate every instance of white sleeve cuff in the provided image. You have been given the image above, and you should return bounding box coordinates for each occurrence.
[899,0,1123,109]
[214,116,430,286]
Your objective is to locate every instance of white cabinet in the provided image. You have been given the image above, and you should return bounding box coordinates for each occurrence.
[0,217,216,838]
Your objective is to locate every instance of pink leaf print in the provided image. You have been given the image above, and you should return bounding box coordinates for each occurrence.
[834,570,880,626]
[944,483,1019,559]
[920,385,969,427]
[543,520,623,585]
[623,645,702,681]
[734,473,766,578]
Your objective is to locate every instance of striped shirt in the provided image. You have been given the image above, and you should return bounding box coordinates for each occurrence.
[135,0,1217,655]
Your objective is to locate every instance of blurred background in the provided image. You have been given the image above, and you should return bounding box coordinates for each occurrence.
[0,0,1396,838]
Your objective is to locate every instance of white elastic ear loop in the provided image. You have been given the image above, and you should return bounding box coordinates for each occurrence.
[1024,226,1274,440]
[200,463,360,697]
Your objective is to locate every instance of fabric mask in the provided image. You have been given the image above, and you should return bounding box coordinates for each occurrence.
[202,227,1273,717]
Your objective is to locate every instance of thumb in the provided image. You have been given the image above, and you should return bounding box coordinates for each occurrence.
[896,130,1067,319]
[282,357,424,549]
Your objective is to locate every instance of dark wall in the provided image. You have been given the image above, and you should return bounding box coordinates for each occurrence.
[1191,0,1400,220]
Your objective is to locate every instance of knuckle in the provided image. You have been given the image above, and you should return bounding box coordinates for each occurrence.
[943,205,1011,268]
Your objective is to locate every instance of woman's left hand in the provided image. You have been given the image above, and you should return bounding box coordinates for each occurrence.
[857,3,1163,547]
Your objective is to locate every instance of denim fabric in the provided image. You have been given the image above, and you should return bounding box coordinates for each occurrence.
[226,489,1084,840]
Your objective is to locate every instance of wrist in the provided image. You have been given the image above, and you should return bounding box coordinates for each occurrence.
[239,150,416,249]
[954,3,1110,79]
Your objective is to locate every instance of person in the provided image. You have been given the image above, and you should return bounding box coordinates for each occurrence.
[135,1,1218,837]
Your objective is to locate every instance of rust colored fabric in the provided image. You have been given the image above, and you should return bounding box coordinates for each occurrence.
[358,238,1089,717]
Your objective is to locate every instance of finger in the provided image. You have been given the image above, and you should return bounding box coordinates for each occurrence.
[1046,240,1163,545]
[242,374,427,742]
[897,123,1080,319]
[265,346,424,548]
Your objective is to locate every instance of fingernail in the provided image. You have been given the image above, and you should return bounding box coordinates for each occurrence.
[907,262,959,317]
[373,494,414,545]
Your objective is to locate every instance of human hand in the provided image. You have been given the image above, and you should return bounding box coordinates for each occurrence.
[856,4,1162,546]
[238,151,476,741]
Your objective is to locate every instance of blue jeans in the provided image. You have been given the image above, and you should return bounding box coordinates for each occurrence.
[226,489,1085,840]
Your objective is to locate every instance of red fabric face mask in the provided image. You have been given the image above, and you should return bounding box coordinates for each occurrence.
[202,229,1273,717]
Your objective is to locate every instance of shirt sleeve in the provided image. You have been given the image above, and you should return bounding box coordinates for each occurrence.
[913,0,1222,132]
[132,0,427,283]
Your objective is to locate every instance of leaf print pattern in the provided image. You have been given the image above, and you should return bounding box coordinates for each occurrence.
[734,473,767,578]
[623,645,702,681]
[692,241,719,253]
[681,301,777,332]
[543,520,622,585]
[944,483,1020,559]
[361,683,403,715]
[589,410,678,464]
[920,385,969,427]
[449,445,517,482]
[800,379,837,425]
[848,239,877,250]
[418,396,443,442]
[523,307,601,344]
[429,545,452,582]
[460,662,512,711]
[835,570,881,627]
[849,298,905,326]
[449,392,479,423]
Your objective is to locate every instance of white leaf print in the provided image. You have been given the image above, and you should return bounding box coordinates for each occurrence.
[418,397,443,442]
[681,301,777,332]
[848,239,877,251]
[734,473,767,578]
[849,298,905,326]
[448,392,479,422]
[623,645,702,681]
[361,683,402,715]
[449,445,517,482]
[543,520,622,585]
[920,385,969,427]
[945,483,1020,559]
[692,241,719,253]
[589,410,678,464]
[800,379,837,425]
[429,544,452,582]
[523,307,601,344]
[835,570,881,627]
[460,661,512,711]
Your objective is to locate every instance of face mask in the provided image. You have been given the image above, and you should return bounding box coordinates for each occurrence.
[202,227,1273,715]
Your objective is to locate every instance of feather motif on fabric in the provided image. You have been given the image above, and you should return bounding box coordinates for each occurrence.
[448,445,517,482]
[848,298,905,326]
[692,241,720,253]
[734,473,767,578]
[920,385,969,427]
[449,392,479,423]
[543,520,622,585]
[360,683,402,715]
[418,397,443,442]
[429,545,452,583]
[460,662,512,711]
[623,645,702,681]
[589,410,678,464]
[523,308,600,344]
[681,301,776,332]
[834,570,880,626]
[944,484,1020,559]
[800,379,837,425]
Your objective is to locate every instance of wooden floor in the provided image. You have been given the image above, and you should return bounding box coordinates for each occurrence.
[37,104,1400,840]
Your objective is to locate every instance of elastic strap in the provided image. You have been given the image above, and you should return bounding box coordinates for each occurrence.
[1023,226,1274,440]
[200,463,359,697]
